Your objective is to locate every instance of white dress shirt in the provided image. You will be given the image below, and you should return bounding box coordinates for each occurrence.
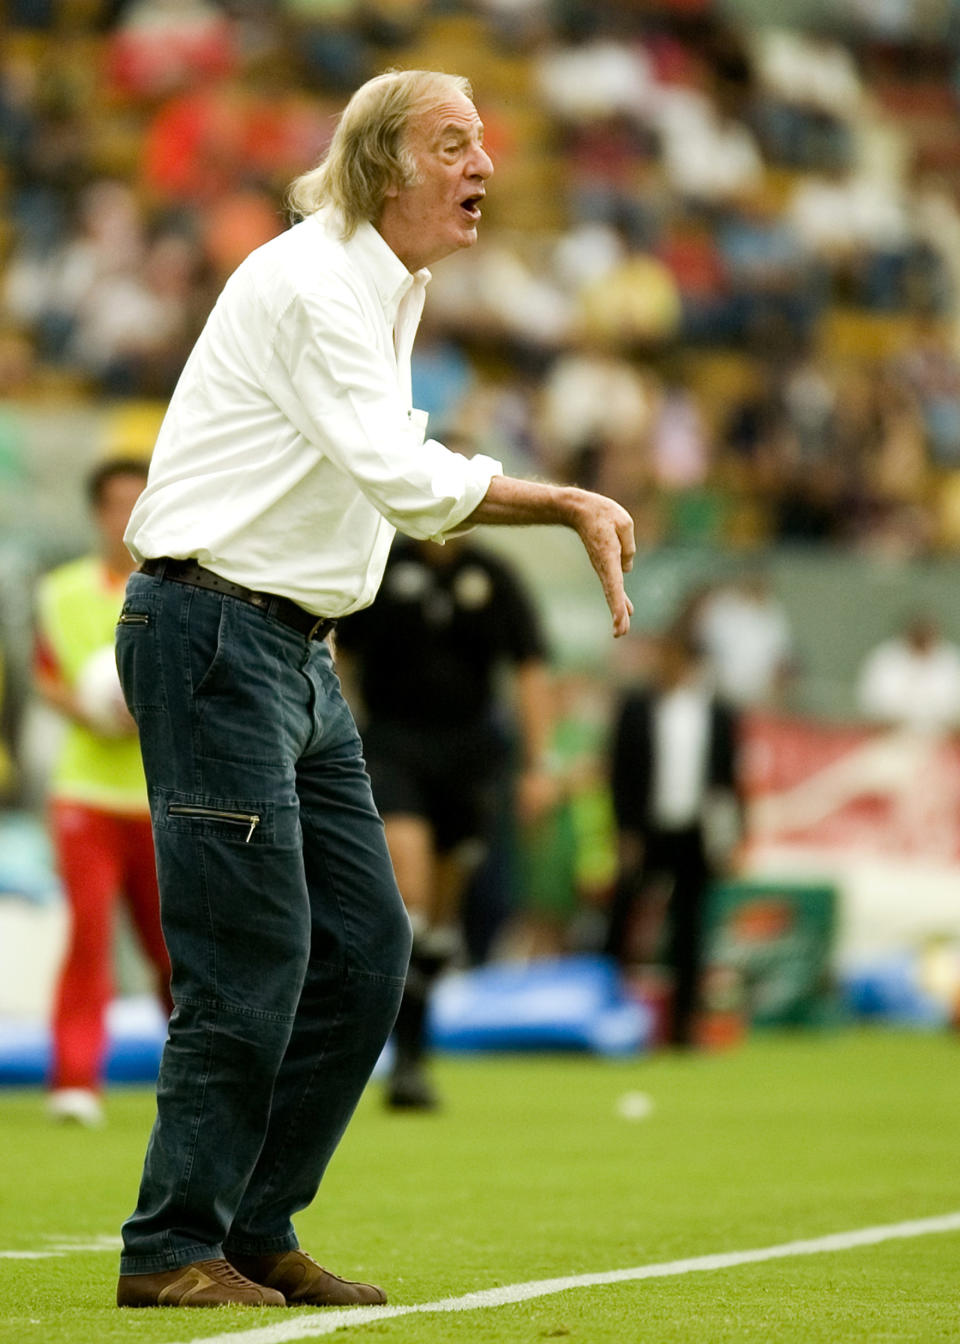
[697,588,793,708]
[857,638,960,731]
[125,207,502,617]
[651,684,711,829]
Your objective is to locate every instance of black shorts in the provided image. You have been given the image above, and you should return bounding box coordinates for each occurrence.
[361,719,508,854]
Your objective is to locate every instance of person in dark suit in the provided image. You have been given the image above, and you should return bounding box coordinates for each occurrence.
[605,626,743,1046]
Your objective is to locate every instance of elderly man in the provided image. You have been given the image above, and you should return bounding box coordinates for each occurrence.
[115,68,634,1311]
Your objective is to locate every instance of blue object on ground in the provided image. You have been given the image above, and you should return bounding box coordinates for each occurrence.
[841,954,949,1028]
[0,997,167,1086]
[429,954,653,1055]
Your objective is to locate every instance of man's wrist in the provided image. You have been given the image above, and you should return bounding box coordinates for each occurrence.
[468,477,598,530]
[554,484,587,529]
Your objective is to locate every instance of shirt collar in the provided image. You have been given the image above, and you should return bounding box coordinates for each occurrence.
[312,208,431,319]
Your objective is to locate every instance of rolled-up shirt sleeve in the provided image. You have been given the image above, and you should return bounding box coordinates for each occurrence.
[270,284,501,540]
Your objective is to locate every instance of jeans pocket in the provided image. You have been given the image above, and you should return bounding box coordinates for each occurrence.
[167,802,262,844]
[116,601,167,713]
[187,592,231,699]
[160,790,276,846]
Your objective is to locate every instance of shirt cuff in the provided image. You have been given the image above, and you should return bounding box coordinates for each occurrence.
[426,451,503,542]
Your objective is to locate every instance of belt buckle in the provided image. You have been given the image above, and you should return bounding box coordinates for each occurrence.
[306,616,328,641]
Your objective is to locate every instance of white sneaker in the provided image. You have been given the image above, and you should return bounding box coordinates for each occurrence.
[47,1088,105,1127]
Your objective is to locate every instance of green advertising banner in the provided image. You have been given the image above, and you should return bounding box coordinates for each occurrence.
[706,878,839,1027]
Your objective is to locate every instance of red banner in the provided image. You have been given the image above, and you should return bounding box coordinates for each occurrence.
[742,714,960,864]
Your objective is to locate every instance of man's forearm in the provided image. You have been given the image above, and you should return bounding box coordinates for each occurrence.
[463,476,581,528]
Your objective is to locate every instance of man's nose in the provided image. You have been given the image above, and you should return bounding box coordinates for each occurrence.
[470,144,493,179]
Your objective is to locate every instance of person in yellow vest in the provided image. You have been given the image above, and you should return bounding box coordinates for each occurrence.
[34,457,172,1126]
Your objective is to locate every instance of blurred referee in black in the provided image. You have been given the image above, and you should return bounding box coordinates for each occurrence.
[337,455,556,1108]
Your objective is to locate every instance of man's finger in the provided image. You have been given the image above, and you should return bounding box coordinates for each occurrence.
[613,598,631,638]
[601,568,632,638]
[618,515,636,572]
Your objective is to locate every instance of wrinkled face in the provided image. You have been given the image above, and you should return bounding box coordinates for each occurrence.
[378,90,493,272]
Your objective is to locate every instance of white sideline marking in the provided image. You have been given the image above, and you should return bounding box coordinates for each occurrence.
[0,1235,121,1259]
[170,1210,960,1344]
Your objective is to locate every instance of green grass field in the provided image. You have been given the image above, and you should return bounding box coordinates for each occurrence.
[1,1028,957,1344]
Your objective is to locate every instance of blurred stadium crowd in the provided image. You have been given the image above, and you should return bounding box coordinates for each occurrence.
[3,0,960,557]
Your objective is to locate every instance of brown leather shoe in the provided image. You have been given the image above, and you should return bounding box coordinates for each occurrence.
[117,1257,286,1307]
[227,1249,386,1306]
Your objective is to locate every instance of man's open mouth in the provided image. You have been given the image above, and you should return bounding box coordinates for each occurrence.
[460,194,484,221]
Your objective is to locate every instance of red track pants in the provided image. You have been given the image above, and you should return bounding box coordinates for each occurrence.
[50,801,172,1092]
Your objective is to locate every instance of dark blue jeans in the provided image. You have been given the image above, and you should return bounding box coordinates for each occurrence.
[115,572,411,1274]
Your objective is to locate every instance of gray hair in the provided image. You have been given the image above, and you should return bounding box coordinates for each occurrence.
[287,69,473,236]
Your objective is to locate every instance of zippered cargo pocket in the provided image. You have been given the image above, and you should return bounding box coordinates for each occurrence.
[167,803,261,843]
[117,611,150,626]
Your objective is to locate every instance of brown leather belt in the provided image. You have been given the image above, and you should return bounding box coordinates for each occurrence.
[140,557,337,643]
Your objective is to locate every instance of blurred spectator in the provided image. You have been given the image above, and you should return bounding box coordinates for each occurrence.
[654,84,764,209]
[104,0,236,100]
[909,173,960,320]
[426,241,573,355]
[854,379,930,554]
[750,26,860,170]
[650,373,711,490]
[659,217,739,345]
[780,355,836,461]
[773,454,847,545]
[552,221,630,296]
[474,0,550,51]
[142,80,329,207]
[4,178,146,367]
[2,36,96,214]
[506,671,610,961]
[573,249,683,348]
[537,344,655,479]
[787,167,914,309]
[560,120,666,250]
[0,329,38,395]
[752,27,862,122]
[890,314,960,468]
[280,0,369,95]
[534,34,656,125]
[716,187,823,348]
[856,613,960,731]
[362,0,427,50]
[200,188,285,280]
[605,625,743,1047]
[410,317,475,425]
[69,229,207,395]
[694,570,796,709]
[33,457,172,1127]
